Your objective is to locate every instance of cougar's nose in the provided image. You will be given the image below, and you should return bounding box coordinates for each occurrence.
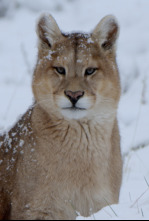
[64,90,84,106]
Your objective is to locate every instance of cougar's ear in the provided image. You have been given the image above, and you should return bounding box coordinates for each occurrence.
[36,13,62,47]
[92,15,119,51]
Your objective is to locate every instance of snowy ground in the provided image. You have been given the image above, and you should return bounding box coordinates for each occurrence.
[0,0,149,219]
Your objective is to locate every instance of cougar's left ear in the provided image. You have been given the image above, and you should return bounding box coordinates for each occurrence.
[92,15,119,51]
[36,13,62,47]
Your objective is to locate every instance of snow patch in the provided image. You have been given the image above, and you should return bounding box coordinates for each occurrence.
[87,38,94,44]
[77,59,82,63]
[45,50,55,61]
[19,139,25,147]
[20,150,24,155]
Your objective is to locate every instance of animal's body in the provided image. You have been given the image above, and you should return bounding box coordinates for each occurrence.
[0,14,122,220]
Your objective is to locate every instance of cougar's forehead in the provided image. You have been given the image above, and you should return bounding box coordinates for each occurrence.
[52,33,100,62]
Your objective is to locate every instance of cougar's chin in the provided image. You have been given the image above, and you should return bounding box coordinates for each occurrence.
[61,108,88,120]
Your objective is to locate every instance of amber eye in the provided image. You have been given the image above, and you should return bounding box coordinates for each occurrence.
[85,68,97,76]
[54,67,66,75]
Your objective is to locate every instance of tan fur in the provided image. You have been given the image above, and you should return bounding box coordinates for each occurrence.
[0,14,122,220]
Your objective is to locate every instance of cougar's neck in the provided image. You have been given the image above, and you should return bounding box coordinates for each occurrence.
[32,104,115,149]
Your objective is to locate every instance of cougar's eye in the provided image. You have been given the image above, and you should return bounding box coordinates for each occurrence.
[54,67,66,75]
[85,68,97,76]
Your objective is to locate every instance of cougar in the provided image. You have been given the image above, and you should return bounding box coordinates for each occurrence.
[0,14,122,220]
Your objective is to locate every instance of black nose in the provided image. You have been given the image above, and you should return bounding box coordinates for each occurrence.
[64,90,84,106]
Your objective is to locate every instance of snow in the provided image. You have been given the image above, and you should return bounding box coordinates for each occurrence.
[0,0,149,219]
[19,139,24,147]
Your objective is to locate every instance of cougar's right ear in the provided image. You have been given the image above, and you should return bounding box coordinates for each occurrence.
[36,13,62,47]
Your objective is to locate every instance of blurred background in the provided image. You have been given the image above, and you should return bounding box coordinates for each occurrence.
[0,0,149,219]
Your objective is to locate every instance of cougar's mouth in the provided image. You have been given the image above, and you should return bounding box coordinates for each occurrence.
[62,107,86,111]
[61,106,88,120]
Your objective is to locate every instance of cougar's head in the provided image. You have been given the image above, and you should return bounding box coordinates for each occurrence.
[33,14,121,121]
